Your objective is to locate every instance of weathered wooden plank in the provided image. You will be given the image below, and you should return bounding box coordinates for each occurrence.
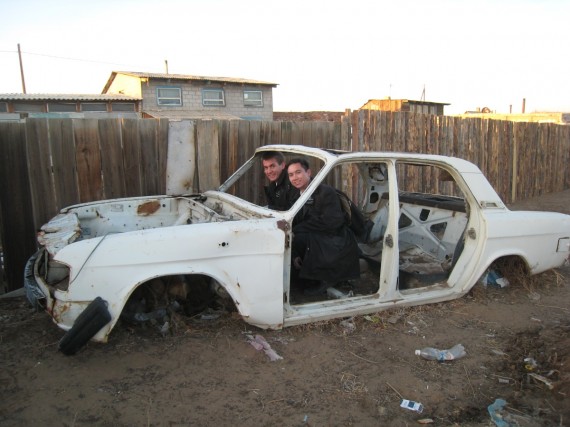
[227,120,240,178]
[218,120,230,184]
[49,119,79,209]
[25,119,56,226]
[166,120,195,195]
[301,122,312,146]
[269,121,281,146]
[290,121,303,146]
[247,121,266,205]
[156,118,169,193]
[122,119,142,196]
[0,121,36,290]
[139,119,159,195]
[330,121,342,151]
[259,120,272,147]
[355,111,364,152]
[280,121,292,146]
[340,115,351,152]
[196,120,220,191]
[248,120,262,152]
[74,119,103,202]
[98,119,126,199]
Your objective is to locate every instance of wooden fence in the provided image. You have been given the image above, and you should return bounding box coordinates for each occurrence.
[0,111,568,291]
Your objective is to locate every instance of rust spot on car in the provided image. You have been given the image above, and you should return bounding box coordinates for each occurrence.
[277,220,289,232]
[137,200,161,216]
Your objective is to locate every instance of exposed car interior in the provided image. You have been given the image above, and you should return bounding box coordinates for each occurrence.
[290,159,470,304]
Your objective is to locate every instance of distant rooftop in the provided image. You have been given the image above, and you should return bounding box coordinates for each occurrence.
[0,93,140,101]
[104,71,278,92]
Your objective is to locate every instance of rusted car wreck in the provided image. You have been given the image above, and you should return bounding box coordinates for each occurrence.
[24,145,570,354]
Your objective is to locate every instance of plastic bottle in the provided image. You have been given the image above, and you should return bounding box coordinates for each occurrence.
[415,344,466,361]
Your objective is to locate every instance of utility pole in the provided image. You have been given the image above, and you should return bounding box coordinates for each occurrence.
[18,43,27,94]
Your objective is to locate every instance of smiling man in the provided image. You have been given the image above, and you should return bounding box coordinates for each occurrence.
[261,151,299,210]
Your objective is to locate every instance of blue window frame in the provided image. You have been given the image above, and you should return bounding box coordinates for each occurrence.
[157,87,182,106]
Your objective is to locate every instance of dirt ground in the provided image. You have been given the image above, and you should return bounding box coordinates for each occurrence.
[1,190,569,427]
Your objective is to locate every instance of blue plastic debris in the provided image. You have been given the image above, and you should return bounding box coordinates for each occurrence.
[487,398,511,427]
[480,269,509,288]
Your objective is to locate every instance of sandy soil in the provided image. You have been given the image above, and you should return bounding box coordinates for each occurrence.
[1,190,569,427]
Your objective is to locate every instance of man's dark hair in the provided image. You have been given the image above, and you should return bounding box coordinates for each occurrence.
[261,151,285,165]
[287,157,310,171]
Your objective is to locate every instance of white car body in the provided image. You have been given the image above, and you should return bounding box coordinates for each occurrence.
[25,145,570,344]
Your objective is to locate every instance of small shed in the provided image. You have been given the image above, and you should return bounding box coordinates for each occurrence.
[360,98,449,115]
[0,93,141,119]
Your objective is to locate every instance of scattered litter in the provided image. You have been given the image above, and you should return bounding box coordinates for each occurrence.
[480,269,509,288]
[487,398,512,427]
[246,334,283,361]
[159,321,170,337]
[400,399,423,413]
[339,318,356,334]
[417,419,434,424]
[327,287,353,299]
[491,349,507,356]
[134,308,167,322]
[415,344,466,361]
[363,315,380,324]
[528,373,554,390]
[498,378,510,384]
[199,312,221,321]
[524,357,537,371]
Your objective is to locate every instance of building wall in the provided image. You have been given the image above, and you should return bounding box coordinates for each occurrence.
[140,80,274,120]
[105,74,143,97]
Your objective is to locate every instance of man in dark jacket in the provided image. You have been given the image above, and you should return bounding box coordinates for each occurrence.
[287,157,360,295]
[262,151,299,210]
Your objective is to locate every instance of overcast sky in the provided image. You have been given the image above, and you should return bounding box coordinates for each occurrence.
[0,0,568,114]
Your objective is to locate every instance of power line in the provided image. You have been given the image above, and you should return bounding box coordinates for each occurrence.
[0,48,149,69]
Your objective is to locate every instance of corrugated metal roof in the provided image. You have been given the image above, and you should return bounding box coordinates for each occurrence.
[0,93,141,101]
[111,71,278,87]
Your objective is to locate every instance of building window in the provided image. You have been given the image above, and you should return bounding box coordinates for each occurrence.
[202,89,225,106]
[157,87,182,106]
[111,103,136,112]
[13,102,43,112]
[244,90,263,107]
[48,102,77,112]
[81,103,108,112]
[0,102,7,113]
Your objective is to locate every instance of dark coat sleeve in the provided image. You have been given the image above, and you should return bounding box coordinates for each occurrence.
[293,185,345,234]
[292,184,360,282]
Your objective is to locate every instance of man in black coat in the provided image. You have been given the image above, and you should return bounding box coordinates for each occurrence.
[262,151,299,210]
[287,157,360,295]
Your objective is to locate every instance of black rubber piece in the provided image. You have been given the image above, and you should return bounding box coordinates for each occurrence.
[58,297,112,356]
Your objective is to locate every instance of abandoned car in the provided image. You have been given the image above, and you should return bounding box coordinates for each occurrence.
[24,145,570,354]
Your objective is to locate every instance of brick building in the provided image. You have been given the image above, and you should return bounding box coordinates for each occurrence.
[103,71,278,121]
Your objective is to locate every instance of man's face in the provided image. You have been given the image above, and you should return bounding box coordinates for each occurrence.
[288,162,311,191]
[262,158,285,183]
